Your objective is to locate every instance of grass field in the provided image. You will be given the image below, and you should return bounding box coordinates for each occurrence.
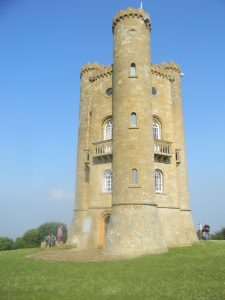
[0,241,225,300]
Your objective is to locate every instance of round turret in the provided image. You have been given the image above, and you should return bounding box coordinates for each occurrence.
[105,8,167,256]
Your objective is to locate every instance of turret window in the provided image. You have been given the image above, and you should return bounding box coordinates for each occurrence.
[106,88,113,96]
[131,168,138,185]
[103,118,113,140]
[155,169,163,193]
[131,112,137,127]
[152,87,158,96]
[153,119,161,140]
[130,63,136,77]
[102,169,113,192]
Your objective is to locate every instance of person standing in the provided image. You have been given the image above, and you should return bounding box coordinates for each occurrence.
[46,233,51,247]
[56,225,63,245]
[197,223,203,240]
[203,224,210,240]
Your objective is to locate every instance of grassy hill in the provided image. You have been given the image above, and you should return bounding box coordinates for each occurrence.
[0,241,225,299]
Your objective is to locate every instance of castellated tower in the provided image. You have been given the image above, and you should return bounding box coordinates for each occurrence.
[68,8,197,256]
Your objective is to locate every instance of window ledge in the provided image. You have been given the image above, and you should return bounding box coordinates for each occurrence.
[128,76,138,78]
[100,192,112,195]
[128,185,141,188]
[155,192,166,195]
[128,127,139,129]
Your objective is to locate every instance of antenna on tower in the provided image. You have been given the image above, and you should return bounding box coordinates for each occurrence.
[140,1,143,9]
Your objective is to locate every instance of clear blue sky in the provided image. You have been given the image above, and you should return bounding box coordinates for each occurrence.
[1,0,225,239]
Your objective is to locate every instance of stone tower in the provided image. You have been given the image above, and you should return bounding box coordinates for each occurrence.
[67,7,197,256]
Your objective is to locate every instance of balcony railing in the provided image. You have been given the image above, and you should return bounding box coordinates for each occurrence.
[92,139,171,162]
[154,139,172,156]
[92,139,112,157]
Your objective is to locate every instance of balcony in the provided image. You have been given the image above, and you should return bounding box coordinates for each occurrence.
[92,139,112,162]
[154,139,172,163]
[92,139,172,163]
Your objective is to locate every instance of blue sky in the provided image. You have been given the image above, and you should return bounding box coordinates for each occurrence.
[1,0,225,239]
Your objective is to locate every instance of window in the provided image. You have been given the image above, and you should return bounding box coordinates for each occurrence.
[106,88,113,96]
[175,149,181,165]
[152,87,158,96]
[103,118,113,140]
[130,63,136,77]
[131,168,138,185]
[155,169,163,193]
[131,112,137,127]
[153,119,161,140]
[102,169,113,192]
[85,165,90,183]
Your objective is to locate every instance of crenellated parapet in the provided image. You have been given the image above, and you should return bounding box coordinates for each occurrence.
[89,65,113,82]
[151,64,169,80]
[151,62,181,82]
[80,63,112,81]
[162,62,181,74]
[80,63,106,78]
[81,62,181,82]
[112,8,151,33]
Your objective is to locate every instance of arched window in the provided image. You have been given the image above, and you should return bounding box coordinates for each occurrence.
[130,63,136,77]
[153,119,161,140]
[131,112,137,127]
[102,169,113,192]
[155,169,163,193]
[103,118,113,140]
[131,168,138,184]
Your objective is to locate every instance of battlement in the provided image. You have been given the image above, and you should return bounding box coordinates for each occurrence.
[162,62,181,74]
[151,62,181,81]
[80,63,106,78]
[81,62,180,82]
[112,8,151,33]
[89,65,113,82]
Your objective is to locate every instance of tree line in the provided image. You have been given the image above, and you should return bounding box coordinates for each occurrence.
[0,222,68,251]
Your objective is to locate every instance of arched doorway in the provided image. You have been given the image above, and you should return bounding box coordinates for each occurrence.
[98,212,111,248]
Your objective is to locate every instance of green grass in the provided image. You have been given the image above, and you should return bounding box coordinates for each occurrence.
[0,242,225,300]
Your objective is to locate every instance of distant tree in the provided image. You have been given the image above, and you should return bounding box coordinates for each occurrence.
[0,237,15,251]
[14,237,26,249]
[211,227,225,240]
[37,222,68,243]
[14,228,42,249]
[23,228,42,247]
[3,222,68,250]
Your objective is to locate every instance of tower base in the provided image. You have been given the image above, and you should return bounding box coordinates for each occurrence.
[180,209,198,243]
[157,207,197,247]
[67,210,88,248]
[104,204,168,256]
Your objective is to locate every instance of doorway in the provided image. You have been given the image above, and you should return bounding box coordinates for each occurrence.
[98,213,111,248]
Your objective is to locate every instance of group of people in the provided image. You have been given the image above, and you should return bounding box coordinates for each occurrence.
[197,223,210,240]
[45,225,63,247]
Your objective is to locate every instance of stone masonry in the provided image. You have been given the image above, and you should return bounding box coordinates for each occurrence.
[67,7,197,256]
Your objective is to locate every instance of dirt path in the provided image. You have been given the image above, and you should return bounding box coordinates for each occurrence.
[29,248,126,262]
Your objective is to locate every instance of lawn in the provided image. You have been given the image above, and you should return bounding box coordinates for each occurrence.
[0,241,225,300]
